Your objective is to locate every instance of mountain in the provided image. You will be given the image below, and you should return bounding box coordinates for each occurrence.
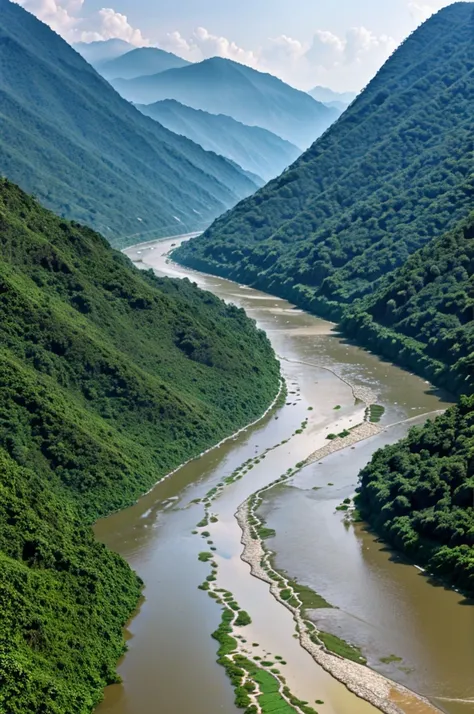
[0,0,259,248]
[0,179,280,713]
[96,47,190,80]
[342,213,474,395]
[137,99,301,182]
[174,3,473,330]
[308,86,357,105]
[356,395,474,596]
[112,57,340,149]
[73,38,134,64]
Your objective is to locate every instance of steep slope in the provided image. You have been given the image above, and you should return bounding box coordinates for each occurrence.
[73,38,134,64]
[175,3,473,319]
[356,396,474,596]
[0,0,258,248]
[97,47,190,80]
[342,213,474,396]
[137,99,301,181]
[0,179,280,713]
[112,57,339,149]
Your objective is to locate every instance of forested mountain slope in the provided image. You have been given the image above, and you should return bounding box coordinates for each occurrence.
[0,180,280,713]
[0,0,258,247]
[137,99,300,181]
[112,57,339,149]
[357,396,474,596]
[97,47,190,80]
[175,3,473,316]
[342,213,474,396]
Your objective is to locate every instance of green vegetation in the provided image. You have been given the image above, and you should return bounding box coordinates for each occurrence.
[326,434,338,440]
[313,631,367,664]
[235,610,252,627]
[357,396,474,596]
[366,405,386,423]
[286,580,333,610]
[343,215,474,395]
[175,4,474,396]
[198,552,213,562]
[338,430,350,438]
[0,1,258,246]
[0,180,280,713]
[380,654,403,665]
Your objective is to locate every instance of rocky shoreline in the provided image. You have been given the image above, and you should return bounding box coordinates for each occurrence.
[235,422,443,714]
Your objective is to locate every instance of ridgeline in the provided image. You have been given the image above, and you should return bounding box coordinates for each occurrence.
[0,179,280,713]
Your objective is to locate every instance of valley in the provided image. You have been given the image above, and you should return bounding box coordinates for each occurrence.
[92,238,471,714]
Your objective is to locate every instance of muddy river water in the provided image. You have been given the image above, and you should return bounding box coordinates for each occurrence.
[94,238,473,714]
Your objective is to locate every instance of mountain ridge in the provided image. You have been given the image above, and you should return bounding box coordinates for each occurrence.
[137,98,301,181]
[112,56,339,148]
[174,2,474,347]
[0,0,258,247]
[97,46,190,80]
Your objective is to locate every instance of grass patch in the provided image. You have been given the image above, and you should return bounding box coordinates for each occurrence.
[316,631,366,664]
[287,580,333,609]
[380,654,403,664]
[366,404,385,423]
[198,551,213,562]
[235,610,252,626]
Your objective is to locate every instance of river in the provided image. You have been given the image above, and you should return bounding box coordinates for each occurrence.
[94,237,472,714]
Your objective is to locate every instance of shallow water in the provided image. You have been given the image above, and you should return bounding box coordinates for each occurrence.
[94,239,468,714]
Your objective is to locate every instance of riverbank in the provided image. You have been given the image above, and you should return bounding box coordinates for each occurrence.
[97,238,458,714]
[228,409,444,714]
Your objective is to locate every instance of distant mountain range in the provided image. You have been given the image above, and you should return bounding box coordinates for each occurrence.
[74,38,134,64]
[137,99,300,182]
[0,0,260,247]
[95,47,190,80]
[112,57,340,149]
[175,1,473,353]
[308,86,357,105]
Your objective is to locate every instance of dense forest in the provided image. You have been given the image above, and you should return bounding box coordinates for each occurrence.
[0,0,258,245]
[356,396,474,596]
[342,213,474,395]
[175,3,473,319]
[0,179,280,713]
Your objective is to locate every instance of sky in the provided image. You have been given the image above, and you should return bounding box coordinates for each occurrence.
[16,0,457,90]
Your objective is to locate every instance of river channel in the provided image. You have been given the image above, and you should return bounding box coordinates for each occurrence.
[94,238,472,714]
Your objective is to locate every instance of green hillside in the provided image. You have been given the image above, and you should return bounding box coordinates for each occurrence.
[342,213,474,395]
[0,0,258,248]
[137,99,300,181]
[113,57,338,149]
[0,179,280,713]
[356,396,474,596]
[175,3,473,318]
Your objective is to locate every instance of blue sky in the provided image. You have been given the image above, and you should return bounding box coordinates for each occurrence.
[18,0,454,90]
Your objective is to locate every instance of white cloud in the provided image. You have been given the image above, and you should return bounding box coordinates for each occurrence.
[407,0,452,22]
[16,0,82,33]
[16,0,148,45]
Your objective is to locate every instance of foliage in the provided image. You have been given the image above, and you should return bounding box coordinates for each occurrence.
[342,214,474,395]
[0,180,280,712]
[175,3,473,335]
[0,0,258,246]
[356,396,474,595]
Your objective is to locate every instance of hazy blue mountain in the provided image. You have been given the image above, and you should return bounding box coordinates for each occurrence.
[113,57,340,149]
[73,38,134,64]
[137,99,300,181]
[97,47,190,80]
[308,86,357,104]
[0,0,259,248]
[175,3,473,326]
